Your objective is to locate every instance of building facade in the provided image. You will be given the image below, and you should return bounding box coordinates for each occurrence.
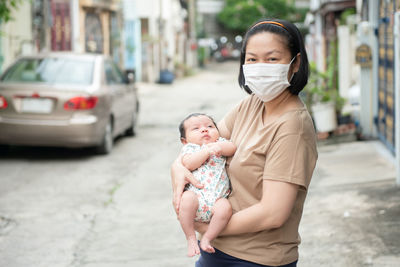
[132,0,192,82]
[1,0,195,83]
[0,1,34,72]
[0,0,124,69]
[356,0,400,183]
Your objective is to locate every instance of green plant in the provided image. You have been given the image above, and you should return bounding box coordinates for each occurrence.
[174,61,194,77]
[301,62,345,114]
[217,0,294,34]
[0,0,23,23]
[302,38,345,115]
[339,8,356,25]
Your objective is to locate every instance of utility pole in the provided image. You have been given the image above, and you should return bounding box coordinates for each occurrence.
[188,0,197,67]
[394,11,400,186]
[158,0,163,72]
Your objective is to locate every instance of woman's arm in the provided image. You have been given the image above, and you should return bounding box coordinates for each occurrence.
[219,180,298,235]
[217,120,231,140]
[171,156,203,213]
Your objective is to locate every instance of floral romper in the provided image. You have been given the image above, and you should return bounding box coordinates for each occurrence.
[181,137,231,222]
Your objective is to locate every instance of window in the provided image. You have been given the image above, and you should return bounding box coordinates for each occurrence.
[104,61,125,84]
[1,57,94,85]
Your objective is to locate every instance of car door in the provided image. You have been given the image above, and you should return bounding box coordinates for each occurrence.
[104,60,126,135]
[109,62,136,131]
[112,63,137,129]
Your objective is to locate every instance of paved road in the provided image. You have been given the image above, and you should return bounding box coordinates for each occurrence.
[300,141,399,266]
[0,61,245,267]
[1,61,399,267]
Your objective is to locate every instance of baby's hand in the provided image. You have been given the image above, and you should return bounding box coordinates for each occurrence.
[206,143,222,157]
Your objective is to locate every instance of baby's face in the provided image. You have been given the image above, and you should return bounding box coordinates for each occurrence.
[182,115,219,145]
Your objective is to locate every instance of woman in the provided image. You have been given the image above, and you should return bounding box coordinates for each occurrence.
[171,18,318,267]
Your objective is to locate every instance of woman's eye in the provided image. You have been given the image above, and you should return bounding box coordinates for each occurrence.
[246,58,256,62]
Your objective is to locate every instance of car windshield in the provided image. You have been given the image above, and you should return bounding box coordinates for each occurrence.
[1,57,94,85]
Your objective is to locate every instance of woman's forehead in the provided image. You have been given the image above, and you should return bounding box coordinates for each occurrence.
[246,32,287,51]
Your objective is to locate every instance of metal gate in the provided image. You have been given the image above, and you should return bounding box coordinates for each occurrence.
[377,0,400,153]
[50,0,71,51]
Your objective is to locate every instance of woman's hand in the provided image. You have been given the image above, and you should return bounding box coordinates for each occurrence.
[194,221,209,235]
[171,156,203,214]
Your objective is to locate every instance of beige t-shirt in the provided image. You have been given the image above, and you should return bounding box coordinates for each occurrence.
[212,95,318,266]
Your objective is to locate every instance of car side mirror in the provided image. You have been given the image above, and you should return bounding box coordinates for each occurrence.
[125,70,135,84]
[127,73,135,83]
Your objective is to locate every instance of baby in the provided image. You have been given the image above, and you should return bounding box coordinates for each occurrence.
[178,113,236,257]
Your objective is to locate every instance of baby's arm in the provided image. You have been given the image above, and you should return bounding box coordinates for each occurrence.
[182,148,211,171]
[207,140,236,157]
[219,140,236,156]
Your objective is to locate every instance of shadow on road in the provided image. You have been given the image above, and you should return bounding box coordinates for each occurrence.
[0,136,126,160]
[0,145,94,160]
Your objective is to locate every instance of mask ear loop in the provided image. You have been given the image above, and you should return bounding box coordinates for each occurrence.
[289,55,297,65]
[288,53,300,83]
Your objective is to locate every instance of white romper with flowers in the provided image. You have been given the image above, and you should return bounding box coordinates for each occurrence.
[181,137,231,222]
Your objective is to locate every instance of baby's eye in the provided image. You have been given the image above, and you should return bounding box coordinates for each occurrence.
[208,125,213,128]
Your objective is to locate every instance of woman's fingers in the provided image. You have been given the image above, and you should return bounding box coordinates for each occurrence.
[173,171,203,214]
[171,156,203,216]
[173,181,185,213]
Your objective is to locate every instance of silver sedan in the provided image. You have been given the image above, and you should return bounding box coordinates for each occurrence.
[0,53,139,154]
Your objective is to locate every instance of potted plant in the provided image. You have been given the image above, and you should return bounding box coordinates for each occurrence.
[301,62,345,133]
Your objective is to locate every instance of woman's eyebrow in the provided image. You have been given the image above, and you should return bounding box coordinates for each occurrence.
[246,50,283,56]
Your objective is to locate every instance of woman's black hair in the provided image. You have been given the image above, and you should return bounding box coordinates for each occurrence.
[179,113,218,139]
[238,18,309,95]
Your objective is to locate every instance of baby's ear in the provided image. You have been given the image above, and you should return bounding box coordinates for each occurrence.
[180,137,187,144]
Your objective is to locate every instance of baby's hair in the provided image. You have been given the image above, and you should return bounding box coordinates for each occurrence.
[179,113,218,139]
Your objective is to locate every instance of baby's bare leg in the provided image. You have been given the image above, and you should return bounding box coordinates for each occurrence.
[200,198,232,253]
[178,191,200,257]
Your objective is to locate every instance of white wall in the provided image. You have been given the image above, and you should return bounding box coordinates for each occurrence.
[133,0,190,81]
[314,13,325,72]
[134,0,160,38]
[71,0,82,53]
[0,2,33,71]
[196,0,224,13]
[338,25,358,99]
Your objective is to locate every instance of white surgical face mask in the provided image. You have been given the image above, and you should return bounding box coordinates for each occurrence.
[243,57,295,102]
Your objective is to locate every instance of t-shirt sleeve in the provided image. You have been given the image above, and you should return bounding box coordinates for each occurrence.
[180,143,200,156]
[263,134,317,190]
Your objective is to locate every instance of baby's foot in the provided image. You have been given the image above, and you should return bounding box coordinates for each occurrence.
[200,237,215,253]
[187,236,200,257]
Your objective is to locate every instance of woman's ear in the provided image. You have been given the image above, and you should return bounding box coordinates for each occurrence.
[181,137,187,144]
[292,53,301,73]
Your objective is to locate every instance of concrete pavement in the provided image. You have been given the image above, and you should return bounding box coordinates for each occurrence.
[138,63,400,266]
[299,140,399,266]
[0,61,398,267]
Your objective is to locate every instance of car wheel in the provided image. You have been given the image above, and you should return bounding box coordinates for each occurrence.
[125,112,137,137]
[126,101,139,137]
[96,120,113,154]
